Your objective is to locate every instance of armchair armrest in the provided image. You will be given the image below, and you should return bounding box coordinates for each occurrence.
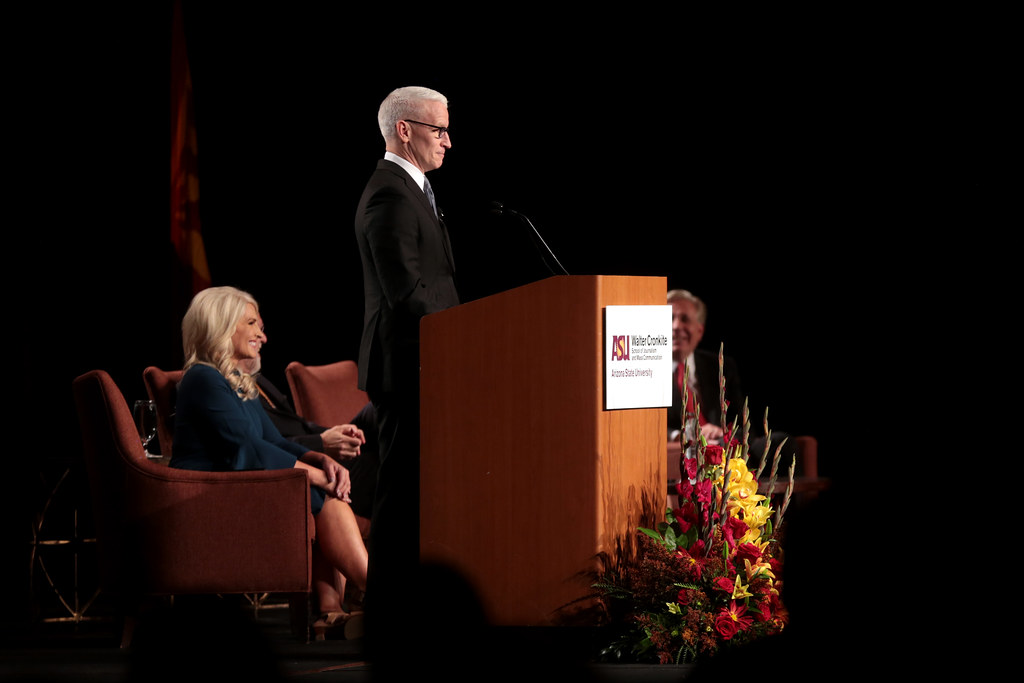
[121,461,313,595]
[794,436,818,480]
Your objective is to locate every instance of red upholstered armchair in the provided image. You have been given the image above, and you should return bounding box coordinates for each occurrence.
[142,366,182,460]
[285,360,369,429]
[72,369,314,645]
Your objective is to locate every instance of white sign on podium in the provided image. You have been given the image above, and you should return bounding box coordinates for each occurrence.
[604,305,673,410]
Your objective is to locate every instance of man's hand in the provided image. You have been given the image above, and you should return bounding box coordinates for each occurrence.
[320,424,366,460]
[700,423,725,446]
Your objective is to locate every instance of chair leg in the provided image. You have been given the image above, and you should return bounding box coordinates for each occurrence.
[120,615,138,649]
[289,592,311,643]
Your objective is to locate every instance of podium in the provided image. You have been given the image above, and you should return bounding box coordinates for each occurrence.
[419,275,667,626]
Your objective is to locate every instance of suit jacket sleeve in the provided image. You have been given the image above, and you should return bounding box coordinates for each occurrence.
[361,179,454,322]
[286,433,325,452]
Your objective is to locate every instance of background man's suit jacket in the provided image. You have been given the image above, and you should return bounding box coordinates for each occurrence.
[669,348,745,435]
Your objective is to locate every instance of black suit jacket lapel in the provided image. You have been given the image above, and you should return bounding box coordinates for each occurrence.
[695,350,722,424]
[255,374,288,410]
[437,211,455,273]
[381,160,457,273]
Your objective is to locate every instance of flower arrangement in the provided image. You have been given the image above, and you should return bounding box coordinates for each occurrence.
[595,344,796,665]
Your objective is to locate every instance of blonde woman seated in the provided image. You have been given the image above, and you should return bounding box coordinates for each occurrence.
[171,286,367,637]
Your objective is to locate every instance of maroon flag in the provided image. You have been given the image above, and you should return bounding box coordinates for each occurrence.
[170,0,210,295]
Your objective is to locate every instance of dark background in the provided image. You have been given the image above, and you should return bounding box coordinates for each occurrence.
[6,3,1004,633]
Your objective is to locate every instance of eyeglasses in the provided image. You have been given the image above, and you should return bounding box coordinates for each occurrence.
[404,119,450,139]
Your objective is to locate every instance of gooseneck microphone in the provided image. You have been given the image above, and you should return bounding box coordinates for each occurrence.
[489,202,570,276]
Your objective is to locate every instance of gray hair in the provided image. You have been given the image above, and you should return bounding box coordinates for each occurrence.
[667,289,707,325]
[378,86,448,141]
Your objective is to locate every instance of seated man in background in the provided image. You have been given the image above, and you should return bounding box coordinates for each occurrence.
[668,288,796,474]
[239,352,378,537]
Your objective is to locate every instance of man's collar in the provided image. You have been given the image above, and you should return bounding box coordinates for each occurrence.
[674,352,697,373]
[384,151,425,190]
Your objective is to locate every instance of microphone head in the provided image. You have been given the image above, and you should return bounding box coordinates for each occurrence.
[488,201,506,215]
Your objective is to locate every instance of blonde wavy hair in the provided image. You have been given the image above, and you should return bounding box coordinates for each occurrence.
[182,286,260,400]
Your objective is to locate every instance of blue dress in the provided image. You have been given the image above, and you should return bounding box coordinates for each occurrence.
[170,363,326,515]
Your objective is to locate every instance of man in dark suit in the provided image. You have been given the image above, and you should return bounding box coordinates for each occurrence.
[353,86,459,653]
[668,288,744,441]
[668,288,795,473]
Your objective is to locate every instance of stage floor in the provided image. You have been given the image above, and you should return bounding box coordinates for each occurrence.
[1,598,695,682]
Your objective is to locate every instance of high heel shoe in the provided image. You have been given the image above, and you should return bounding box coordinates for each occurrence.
[345,588,366,616]
[312,610,365,641]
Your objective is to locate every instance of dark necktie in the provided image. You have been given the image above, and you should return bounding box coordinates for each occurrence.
[423,177,437,217]
[423,176,454,271]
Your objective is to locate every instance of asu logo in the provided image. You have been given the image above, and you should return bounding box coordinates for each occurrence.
[611,335,630,361]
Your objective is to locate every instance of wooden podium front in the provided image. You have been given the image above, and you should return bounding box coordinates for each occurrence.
[419,275,667,626]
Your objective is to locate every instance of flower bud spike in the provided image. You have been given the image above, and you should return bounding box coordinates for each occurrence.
[742,398,750,449]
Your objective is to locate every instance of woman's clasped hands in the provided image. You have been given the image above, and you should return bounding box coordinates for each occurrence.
[300,452,353,503]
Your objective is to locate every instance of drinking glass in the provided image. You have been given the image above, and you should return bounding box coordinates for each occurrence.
[133,399,159,458]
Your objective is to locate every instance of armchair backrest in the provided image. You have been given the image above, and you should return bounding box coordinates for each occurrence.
[285,360,368,427]
[142,366,183,460]
[72,369,149,592]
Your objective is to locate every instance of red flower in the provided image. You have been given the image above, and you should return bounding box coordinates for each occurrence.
[723,516,749,547]
[714,601,753,640]
[735,542,763,564]
[675,549,703,580]
[677,501,698,531]
[704,444,724,465]
[714,576,735,593]
[677,588,693,605]
[695,479,714,507]
[714,613,739,640]
[684,456,699,480]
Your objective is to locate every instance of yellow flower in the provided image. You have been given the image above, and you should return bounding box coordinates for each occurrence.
[717,457,773,541]
[740,503,773,534]
[738,527,762,546]
[721,458,761,501]
[731,575,753,600]
[744,557,776,583]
